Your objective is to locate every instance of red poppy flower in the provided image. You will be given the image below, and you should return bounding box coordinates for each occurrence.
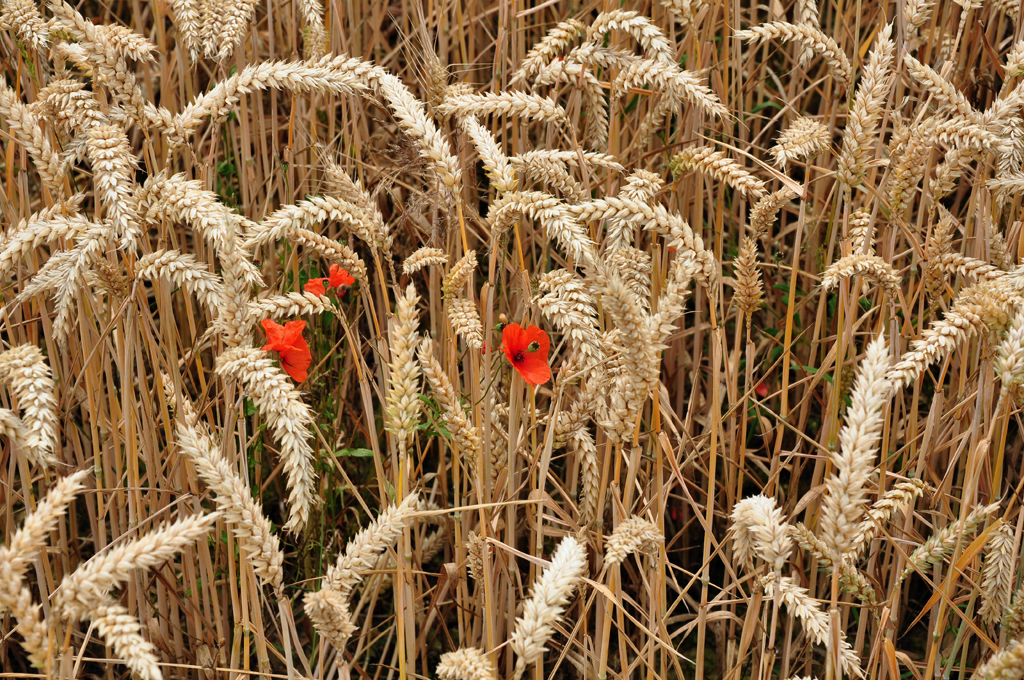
[303,265,354,297]
[328,264,355,288]
[304,278,328,296]
[501,323,551,385]
[261,319,312,382]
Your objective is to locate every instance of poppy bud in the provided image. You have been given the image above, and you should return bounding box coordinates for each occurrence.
[527,341,540,353]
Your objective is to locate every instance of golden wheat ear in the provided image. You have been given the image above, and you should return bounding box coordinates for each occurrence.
[509,535,588,680]
[437,648,497,680]
[215,347,317,534]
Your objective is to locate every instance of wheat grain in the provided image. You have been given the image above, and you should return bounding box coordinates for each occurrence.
[587,10,673,60]
[0,0,50,50]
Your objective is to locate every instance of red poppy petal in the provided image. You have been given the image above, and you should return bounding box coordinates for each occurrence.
[261,318,290,352]
[502,323,528,359]
[304,278,328,296]
[279,345,312,382]
[329,264,355,288]
[514,353,551,385]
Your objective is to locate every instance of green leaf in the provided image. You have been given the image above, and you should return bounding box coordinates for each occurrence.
[336,447,374,458]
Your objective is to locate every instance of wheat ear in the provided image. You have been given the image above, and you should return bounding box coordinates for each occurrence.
[512,18,586,83]
[57,513,219,620]
[438,648,497,680]
[0,345,60,467]
[820,252,900,296]
[853,478,928,551]
[510,535,588,680]
[761,574,864,677]
[979,523,1016,626]
[440,91,565,122]
[735,22,853,88]
[215,347,317,533]
[386,285,423,454]
[897,502,1000,584]
[604,516,664,567]
[670,145,766,198]
[819,336,891,557]
[996,312,1024,399]
[136,250,226,310]
[770,116,830,169]
[91,599,163,680]
[418,339,483,472]
[586,10,673,61]
[403,247,448,275]
[174,420,284,590]
[730,495,794,572]
[837,25,894,191]
[733,236,764,324]
[973,637,1024,679]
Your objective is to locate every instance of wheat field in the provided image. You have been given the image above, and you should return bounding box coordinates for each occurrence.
[0,0,1023,678]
